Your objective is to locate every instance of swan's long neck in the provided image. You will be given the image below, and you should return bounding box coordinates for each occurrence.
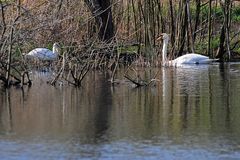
[53,45,59,55]
[162,39,169,65]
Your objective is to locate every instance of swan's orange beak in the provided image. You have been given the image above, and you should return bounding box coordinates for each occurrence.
[157,34,163,41]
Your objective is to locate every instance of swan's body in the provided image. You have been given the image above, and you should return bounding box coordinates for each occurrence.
[159,33,218,67]
[169,53,215,66]
[25,43,60,61]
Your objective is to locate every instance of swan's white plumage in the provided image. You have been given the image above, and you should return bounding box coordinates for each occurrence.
[169,53,215,66]
[25,43,60,61]
[159,33,218,67]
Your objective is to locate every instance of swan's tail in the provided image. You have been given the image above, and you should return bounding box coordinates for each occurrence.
[209,58,219,62]
[198,58,219,64]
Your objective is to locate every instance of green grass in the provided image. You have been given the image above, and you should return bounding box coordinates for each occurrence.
[199,5,240,22]
[200,5,223,20]
[194,36,220,54]
[232,7,240,22]
[117,45,138,54]
[235,47,240,53]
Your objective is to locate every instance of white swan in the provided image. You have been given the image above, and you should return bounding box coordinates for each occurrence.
[158,33,218,67]
[25,43,60,61]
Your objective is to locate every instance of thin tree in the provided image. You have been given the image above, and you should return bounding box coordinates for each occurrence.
[208,0,212,57]
[216,0,231,60]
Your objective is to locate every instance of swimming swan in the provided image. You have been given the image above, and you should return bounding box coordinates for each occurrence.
[25,43,60,61]
[158,33,218,66]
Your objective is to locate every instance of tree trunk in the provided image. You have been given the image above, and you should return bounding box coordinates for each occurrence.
[216,0,231,60]
[177,0,187,57]
[225,0,231,60]
[169,0,175,47]
[193,0,201,42]
[216,25,225,60]
[84,0,114,42]
[207,0,212,57]
[186,0,194,53]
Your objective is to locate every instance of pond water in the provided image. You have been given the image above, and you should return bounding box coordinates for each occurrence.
[0,63,240,160]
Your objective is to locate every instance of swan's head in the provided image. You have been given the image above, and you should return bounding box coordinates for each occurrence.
[157,33,170,43]
[53,42,61,54]
[53,42,60,49]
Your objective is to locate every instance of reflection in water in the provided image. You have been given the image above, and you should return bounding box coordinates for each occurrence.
[161,65,212,135]
[0,64,240,159]
[0,89,13,135]
[92,73,112,143]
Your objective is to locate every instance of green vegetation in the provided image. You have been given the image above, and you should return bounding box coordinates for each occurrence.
[117,45,138,55]
[232,7,240,22]
[200,5,240,22]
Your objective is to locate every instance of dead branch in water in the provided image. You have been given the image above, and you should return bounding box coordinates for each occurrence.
[124,66,160,88]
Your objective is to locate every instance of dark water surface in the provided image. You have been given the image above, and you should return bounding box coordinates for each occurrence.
[1,63,240,160]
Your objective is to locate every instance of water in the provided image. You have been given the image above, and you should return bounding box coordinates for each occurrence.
[1,63,240,159]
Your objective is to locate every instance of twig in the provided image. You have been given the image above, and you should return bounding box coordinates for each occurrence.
[124,75,146,87]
